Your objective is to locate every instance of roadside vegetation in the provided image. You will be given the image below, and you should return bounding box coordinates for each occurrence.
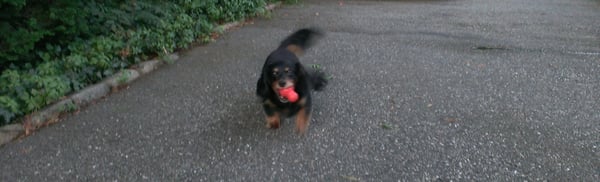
[0,0,283,125]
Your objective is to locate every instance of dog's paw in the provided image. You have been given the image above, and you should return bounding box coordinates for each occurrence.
[294,126,307,135]
[266,122,280,129]
[266,115,280,129]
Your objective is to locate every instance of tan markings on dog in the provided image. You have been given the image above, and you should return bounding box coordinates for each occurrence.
[286,44,303,57]
[266,112,280,129]
[264,100,276,108]
[284,67,290,72]
[295,107,310,134]
[297,97,307,106]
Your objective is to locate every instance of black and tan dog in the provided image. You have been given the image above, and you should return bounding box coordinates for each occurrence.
[256,28,327,134]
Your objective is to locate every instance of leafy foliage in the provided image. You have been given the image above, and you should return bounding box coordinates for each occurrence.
[0,0,279,125]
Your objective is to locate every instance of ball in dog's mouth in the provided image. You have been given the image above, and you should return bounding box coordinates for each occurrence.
[278,87,299,103]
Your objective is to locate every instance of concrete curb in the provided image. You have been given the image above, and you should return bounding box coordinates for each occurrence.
[0,2,282,146]
[0,124,24,145]
[28,99,75,128]
[104,69,141,88]
[71,83,110,106]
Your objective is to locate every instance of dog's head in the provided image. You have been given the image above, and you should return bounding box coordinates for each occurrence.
[259,48,306,99]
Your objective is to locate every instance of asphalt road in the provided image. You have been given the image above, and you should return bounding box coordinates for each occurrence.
[1,0,599,181]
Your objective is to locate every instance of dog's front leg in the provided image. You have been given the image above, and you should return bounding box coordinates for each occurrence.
[263,101,280,129]
[295,106,311,134]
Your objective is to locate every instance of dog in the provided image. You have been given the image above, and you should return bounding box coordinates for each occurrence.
[256,28,327,134]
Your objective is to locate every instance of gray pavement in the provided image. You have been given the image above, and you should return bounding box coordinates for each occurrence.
[1,0,599,181]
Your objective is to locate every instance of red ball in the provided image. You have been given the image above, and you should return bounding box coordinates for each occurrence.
[278,87,299,103]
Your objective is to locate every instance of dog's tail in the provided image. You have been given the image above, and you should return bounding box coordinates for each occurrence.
[279,28,323,57]
[280,28,327,90]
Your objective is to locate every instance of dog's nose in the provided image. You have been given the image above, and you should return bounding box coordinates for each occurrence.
[278,80,287,87]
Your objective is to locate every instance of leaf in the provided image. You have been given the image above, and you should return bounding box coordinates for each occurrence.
[444,117,458,123]
[381,123,393,130]
[308,64,322,70]
[0,108,16,124]
[326,74,334,80]
[473,46,508,51]
[340,175,360,181]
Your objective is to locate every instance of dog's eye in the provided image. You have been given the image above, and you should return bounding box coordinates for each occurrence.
[272,71,278,76]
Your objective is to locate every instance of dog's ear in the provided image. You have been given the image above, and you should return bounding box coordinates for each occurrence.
[294,62,309,92]
[295,62,306,78]
[256,74,269,97]
[257,59,274,97]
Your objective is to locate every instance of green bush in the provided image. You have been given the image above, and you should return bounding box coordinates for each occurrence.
[0,0,280,125]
